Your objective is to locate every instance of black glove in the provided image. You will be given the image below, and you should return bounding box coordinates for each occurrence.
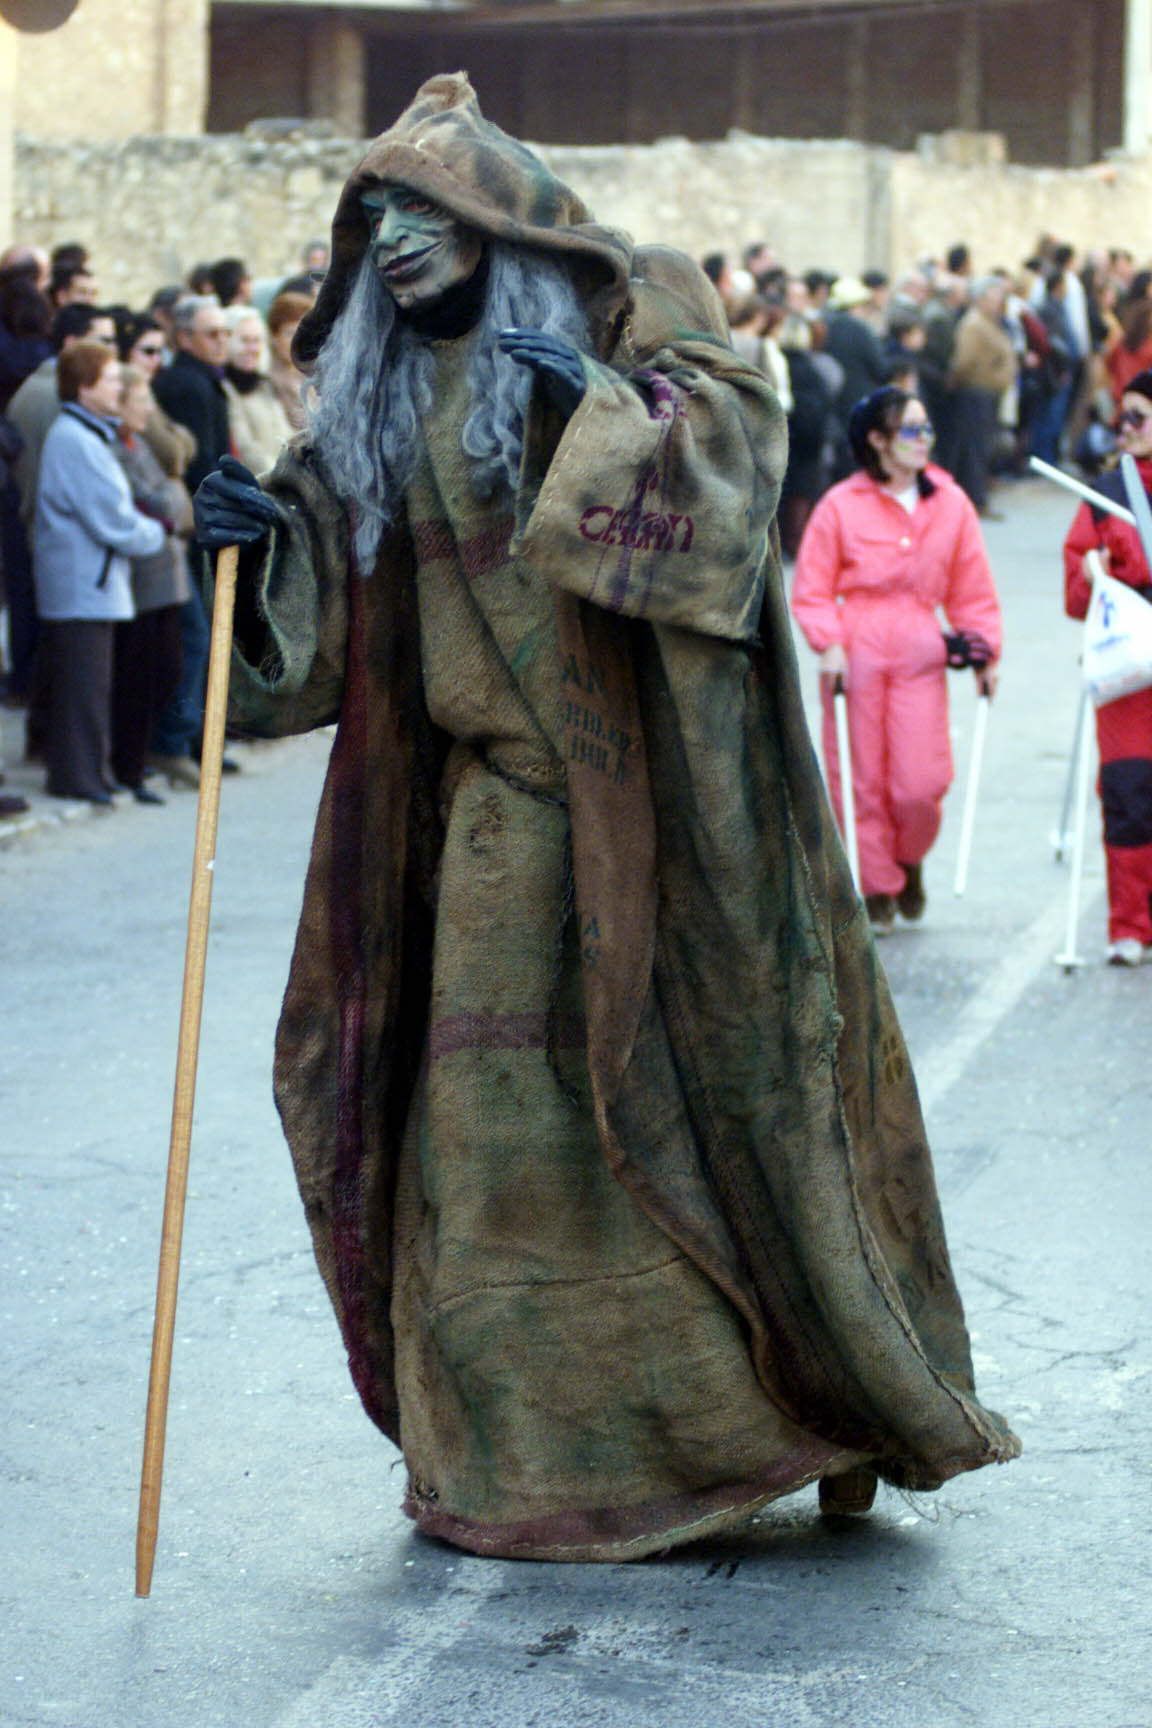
[193,455,281,549]
[497,328,586,419]
[943,629,994,671]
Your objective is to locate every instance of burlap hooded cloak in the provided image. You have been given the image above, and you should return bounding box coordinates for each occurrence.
[224,74,1018,1562]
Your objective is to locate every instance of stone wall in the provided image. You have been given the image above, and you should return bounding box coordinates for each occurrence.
[887,152,1152,274]
[14,0,208,139]
[0,25,17,251]
[12,133,360,301]
[11,127,1152,306]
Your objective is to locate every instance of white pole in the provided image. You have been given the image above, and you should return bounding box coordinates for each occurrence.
[953,690,991,897]
[1028,457,1138,526]
[1053,690,1089,862]
[833,677,861,893]
[1053,689,1096,971]
[1054,550,1106,970]
[1124,0,1152,157]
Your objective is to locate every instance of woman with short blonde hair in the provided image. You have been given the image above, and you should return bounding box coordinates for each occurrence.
[34,344,165,802]
[222,307,294,473]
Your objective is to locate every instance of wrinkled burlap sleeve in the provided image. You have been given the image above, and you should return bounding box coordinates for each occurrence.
[517,332,787,643]
[213,442,352,738]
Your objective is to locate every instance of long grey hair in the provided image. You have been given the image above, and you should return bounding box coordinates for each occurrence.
[307,243,590,570]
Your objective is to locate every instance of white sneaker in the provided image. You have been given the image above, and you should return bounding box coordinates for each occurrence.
[1107,938,1147,967]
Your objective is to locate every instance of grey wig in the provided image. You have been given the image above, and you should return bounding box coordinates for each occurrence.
[308,243,590,569]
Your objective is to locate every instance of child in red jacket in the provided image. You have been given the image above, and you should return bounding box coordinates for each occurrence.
[1063,368,1152,964]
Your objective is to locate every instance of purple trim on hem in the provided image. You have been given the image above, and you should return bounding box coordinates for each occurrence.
[428,1009,586,1062]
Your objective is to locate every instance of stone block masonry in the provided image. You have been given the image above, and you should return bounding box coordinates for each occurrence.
[14,0,208,139]
[12,128,1152,307]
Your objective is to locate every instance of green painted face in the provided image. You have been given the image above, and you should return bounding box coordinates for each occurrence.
[361,185,484,311]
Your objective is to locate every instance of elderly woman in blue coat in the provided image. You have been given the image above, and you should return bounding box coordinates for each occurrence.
[34,342,165,803]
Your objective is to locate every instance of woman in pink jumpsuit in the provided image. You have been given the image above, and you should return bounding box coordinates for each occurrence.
[792,387,1002,932]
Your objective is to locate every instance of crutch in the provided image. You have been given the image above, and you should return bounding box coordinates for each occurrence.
[1053,549,1105,971]
[953,678,992,897]
[833,674,861,892]
[1052,690,1089,862]
[1028,457,1137,527]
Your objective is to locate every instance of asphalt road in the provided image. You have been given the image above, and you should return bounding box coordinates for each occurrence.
[2,479,1149,1728]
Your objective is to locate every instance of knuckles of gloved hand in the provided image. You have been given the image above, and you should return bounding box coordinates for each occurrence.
[193,455,281,548]
[943,629,993,671]
[496,327,587,419]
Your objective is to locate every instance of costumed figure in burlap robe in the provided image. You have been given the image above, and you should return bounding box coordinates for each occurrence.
[194,74,1018,1562]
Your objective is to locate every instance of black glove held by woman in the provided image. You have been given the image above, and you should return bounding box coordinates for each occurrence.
[943,629,993,670]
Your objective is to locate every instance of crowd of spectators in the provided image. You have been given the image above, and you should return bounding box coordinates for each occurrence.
[705,235,1151,555]
[2,224,1150,822]
[0,239,322,818]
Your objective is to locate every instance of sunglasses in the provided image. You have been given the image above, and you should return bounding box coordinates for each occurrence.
[894,422,935,442]
[1119,407,1152,429]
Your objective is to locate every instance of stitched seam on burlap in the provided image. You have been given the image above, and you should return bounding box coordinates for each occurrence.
[783,794,1004,1456]
[540,395,597,497]
[481,748,568,807]
[832,900,868,940]
[425,1253,685,1320]
[435,1455,851,1560]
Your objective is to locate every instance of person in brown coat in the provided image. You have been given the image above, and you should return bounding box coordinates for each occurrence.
[947,275,1016,514]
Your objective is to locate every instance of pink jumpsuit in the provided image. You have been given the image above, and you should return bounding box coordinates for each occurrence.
[792,465,1001,897]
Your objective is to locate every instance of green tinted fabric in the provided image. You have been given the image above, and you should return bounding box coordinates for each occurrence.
[220,76,1017,1562]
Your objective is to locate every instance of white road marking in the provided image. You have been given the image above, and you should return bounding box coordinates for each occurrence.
[272,1555,503,1727]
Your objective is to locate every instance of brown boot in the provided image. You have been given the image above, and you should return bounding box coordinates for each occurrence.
[819,1467,879,1516]
[865,893,896,936]
[896,862,926,922]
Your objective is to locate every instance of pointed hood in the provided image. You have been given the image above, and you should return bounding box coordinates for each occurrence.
[294,73,633,368]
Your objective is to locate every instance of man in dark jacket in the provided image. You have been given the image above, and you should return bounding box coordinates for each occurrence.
[823,277,887,474]
[150,296,232,785]
[153,298,231,490]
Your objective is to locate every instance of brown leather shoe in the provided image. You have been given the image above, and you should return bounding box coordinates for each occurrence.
[897,862,926,922]
[819,1467,879,1516]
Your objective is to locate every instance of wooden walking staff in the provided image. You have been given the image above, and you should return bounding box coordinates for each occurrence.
[832,674,861,892]
[136,544,240,1598]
